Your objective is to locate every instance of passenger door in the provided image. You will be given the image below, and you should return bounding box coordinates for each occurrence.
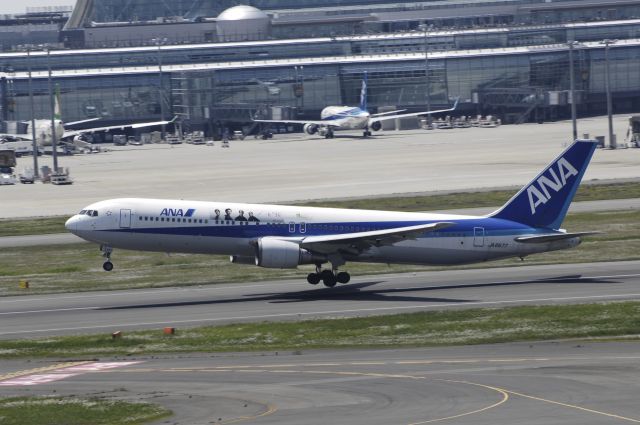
[473,227,485,247]
[120,209,132,229]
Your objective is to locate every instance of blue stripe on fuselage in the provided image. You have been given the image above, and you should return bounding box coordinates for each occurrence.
[104,218,542,239]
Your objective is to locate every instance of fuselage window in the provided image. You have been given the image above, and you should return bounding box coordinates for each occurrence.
[172,218,175,222]
[139,216,142,220]
[205,220,208,224]
[155,217,159,221]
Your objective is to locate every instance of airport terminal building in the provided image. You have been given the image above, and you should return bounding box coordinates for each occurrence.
[1,0,640,137]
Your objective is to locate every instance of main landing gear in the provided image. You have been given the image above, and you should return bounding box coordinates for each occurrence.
[101,244,114,271]
[362,126,372,138]
[307,265,350,287]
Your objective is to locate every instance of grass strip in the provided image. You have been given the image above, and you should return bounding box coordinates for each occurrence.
[0,396,171,425]
[1,209,638,296]
[1,182,639,237]
[0,302,638,359]
[299,181,640,211]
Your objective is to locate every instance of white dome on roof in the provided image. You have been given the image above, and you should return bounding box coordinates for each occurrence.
[217,5,268,21]
[216,5,270,41]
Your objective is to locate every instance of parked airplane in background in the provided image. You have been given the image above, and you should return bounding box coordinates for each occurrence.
[254,73,458,138]
[1,92,175,148]
[66,140,598,287]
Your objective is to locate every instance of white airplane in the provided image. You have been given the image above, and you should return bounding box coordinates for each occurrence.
[254,73,458,138]
[66,140,598,287]
[1,93,175,148]
[1,117,175,149]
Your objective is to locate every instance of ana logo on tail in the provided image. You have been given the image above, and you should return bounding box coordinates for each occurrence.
[527,157,578,214]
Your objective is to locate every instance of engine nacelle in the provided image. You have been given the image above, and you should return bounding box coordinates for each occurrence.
[370,121,382,131]
[303,123,319,135]
[255,238,323,269]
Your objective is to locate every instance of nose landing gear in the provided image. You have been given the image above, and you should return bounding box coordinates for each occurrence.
[101,245,114,271]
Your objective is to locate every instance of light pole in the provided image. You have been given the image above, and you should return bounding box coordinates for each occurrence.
[601,39,617,148]
[153,37,167,140]
[27,47,39,178]
[46,46,58,172]
[420,24,432,127]
[567,41,579,142]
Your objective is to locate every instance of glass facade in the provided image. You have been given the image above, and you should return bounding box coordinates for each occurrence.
[5,40,640,130]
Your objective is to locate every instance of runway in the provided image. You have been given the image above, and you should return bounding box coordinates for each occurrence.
[1,260,639,339]
[1,341,639,424]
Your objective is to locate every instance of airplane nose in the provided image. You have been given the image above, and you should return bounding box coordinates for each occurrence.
[65,216,77,233]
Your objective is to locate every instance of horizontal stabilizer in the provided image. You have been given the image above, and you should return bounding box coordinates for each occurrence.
[515,231,601,243]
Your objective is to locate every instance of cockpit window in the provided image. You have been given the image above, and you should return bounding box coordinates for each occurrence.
[92,210,98,217]
[79,210,87,215]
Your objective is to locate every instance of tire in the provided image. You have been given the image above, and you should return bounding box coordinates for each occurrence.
[307,273,320,285]
[336,272,351,284]
[321,270,337,287]
[103,261,114,271]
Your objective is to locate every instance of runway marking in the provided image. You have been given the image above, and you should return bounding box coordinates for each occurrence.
[409,380,510,424]
[111,355,640,423]
[5,291,640,336]
[0,361,142,387]
[0,361,89,383]
[0,307,99,315]
[2,269,638,310]
[502,387,640,423]
[219,369,510,424]
[213,402,277,425]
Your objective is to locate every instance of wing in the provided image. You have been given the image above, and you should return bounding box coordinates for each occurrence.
[253,118,348,128]
[371,109,407,117]
[369,98,459,124]
[0,134,32,141]
[62,116,177,138]
[300,222,455,255]
[515,231,601,243]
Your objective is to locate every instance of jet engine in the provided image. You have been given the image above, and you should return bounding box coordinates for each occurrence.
[303,123,319,135]
[255,238,324,269]
[370,121,382,131]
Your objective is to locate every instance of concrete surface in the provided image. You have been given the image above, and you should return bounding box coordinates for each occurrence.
[1,114,638,218]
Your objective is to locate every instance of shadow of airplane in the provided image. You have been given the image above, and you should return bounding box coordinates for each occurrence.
[101,274,620,311]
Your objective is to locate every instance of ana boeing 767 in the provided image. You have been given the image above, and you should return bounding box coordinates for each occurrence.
[66,140,598,287]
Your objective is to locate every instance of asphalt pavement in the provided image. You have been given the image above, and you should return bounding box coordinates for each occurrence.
[1,341,639,424]
[1,260,638,339]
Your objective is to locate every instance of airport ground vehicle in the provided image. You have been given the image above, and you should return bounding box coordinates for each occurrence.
[0,150,17,185]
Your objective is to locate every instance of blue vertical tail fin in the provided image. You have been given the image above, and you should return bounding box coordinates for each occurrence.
[359,71,368,111]
[490,140,598,229]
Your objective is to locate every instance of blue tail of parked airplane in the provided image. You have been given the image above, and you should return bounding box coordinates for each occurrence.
[490,140,598,229]
[359,71,368,111]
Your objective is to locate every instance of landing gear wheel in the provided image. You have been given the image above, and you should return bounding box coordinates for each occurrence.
[307,273,320,285]
[103,261,114,271]
[336,272,351,284]
[321,270,337,287]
